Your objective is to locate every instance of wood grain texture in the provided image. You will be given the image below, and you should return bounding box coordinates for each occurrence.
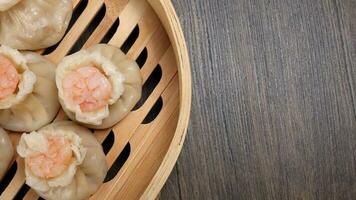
[161,0,356,199]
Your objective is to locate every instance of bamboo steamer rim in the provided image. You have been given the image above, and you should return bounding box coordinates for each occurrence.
[0,0,191,199]
[143,0,192,199]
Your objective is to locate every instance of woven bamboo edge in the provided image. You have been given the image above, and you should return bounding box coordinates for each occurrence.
[139,0,192,199]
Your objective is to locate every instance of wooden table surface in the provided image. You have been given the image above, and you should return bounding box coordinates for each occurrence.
[160,0,356,199]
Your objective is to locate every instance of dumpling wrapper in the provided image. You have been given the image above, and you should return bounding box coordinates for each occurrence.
[0,0,21,11]
[0,128,13,180]
[17,121,107,200]
[0,0,72,50]
[0,45,60,132]
[56,44,142,129]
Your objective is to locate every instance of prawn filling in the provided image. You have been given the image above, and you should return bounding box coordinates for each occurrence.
[0,45,36,109]
[63,65,112,112]
[17,130,86,189]
[56,50,125,125]
[26,136,73,179]
[0,54,20,99]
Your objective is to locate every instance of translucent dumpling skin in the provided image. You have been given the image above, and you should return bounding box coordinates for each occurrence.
[0,0,21,11]
[0,0,72,50]
[17,121,107,200]
[0,128,13,180]
[0,46,60,132]
[56,44,143,129]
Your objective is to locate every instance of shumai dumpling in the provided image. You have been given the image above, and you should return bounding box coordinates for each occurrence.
[0,0,72,50]
[56,44,142,129]
[0,128,13,180]
[17,121,107,200]
[0,45,60,132]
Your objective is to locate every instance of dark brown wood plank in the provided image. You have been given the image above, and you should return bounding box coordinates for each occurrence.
[161,0,356,199]
[159,165,181,200]
[335,0,356,117]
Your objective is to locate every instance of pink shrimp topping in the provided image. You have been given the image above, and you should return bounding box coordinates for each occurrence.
[63,66,112,112]
[0,54,20,99]
[26,136,73,179]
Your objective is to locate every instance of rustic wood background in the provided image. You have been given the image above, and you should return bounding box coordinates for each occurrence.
[161,0,356,199]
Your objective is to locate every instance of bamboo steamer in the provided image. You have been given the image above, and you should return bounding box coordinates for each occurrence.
[0,0,191,199]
